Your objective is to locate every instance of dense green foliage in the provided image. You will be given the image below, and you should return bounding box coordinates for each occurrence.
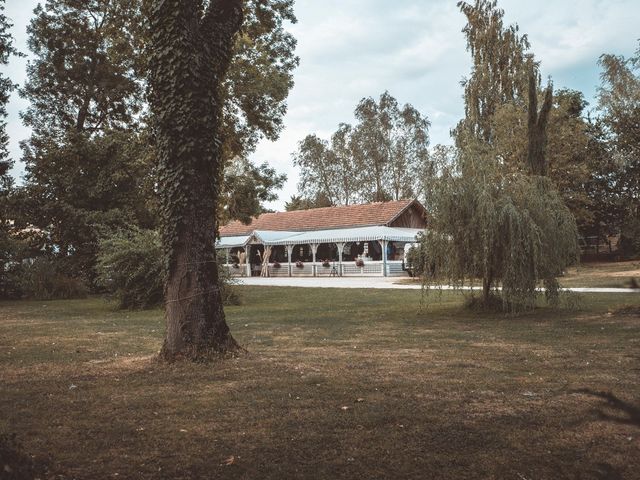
[96,229,163,309]
[293,91,431,205]
[15,256,88,300]
[597,43,640,257]
[96,229,240,310]
[22,0,144,138]
[222,157,286,224]
[221,0,299,160]
[418,150,579,312]
[20,130,157,284]
[13,0,296,292]
[0,0,20,172]
[0,0,23,299]
[417,0,579,311]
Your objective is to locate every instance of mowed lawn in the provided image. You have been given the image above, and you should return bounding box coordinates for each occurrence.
[1,287,639,480]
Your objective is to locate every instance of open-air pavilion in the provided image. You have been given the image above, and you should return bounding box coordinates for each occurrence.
[216,199,427,277]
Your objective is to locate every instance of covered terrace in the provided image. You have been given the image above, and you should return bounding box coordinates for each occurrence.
[216,225,422,277]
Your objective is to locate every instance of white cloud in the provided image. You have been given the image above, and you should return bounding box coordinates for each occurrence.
[4,0,640,210]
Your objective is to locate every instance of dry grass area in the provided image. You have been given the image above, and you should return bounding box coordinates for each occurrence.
[1,287,639,479]
[395,260,640,288]
[560,261,640,288]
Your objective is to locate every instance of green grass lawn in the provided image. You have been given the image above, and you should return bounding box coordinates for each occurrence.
[1,287,639,479]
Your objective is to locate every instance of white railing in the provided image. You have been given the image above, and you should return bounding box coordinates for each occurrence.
[222,260,409,277]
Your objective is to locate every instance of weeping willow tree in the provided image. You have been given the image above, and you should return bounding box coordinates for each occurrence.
[419,144,578,312]
[417,0,579,312]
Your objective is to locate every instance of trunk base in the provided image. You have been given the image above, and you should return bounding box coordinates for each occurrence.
[159,335,244,363]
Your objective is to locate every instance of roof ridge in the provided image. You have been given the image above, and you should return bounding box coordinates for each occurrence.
[219,199,422,236]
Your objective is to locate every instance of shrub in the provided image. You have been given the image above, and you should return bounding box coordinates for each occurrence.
[96,229,163,309]
[17,257,88,300]
[619,215,640,259]
[97,229,240,309]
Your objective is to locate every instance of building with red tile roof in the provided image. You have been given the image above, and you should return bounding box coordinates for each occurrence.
[217,199,427,278]
[220,199,427,236]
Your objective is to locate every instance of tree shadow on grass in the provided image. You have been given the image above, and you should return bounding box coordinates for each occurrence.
[572,388,640,427]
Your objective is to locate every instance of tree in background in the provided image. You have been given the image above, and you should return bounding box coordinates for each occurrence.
[218,0,298,222]
[284,193,333,211]
[293,91,431,206]
[416,0,578,311]
[455,0,533,145]
[22,0,144,139]
[20,131,157,282]
[352,92,431,202]
[0,0,21,176]
[221,157,286,224]
[293,129,360,207]
[148,0,243,359]
[221,0,298,160]
[0,0,25,298]
[17,0,149,284]
[18,0,296,285]
[597,42,640,257]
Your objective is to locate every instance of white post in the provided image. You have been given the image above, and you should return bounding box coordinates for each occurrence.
[311,243,318,277]
[380,240,388,277]
[337,242,344,277]
[245,245,252,277]
[286,244,293,277]
[225,248,230,266]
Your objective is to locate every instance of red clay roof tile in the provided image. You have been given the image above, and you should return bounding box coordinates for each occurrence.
[220,199,421,236]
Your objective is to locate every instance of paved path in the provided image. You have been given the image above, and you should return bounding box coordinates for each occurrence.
[238,276,640,294]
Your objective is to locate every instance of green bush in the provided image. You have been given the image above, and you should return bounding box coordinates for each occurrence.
[17,257,88,300]
[96,229,164,309]
[97,229,240,310]
[619,215,640,259]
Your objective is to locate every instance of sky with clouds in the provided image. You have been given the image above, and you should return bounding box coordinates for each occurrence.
[4,0,639,209]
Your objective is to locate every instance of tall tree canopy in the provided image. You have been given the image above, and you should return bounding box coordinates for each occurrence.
[597,42,640,256]
[456,0,533,144]
[416,0,578,311]
[1,0,23,298]
[0,0,21,180]
[21,0,145,139]
[221,0,298,160]
[148,0,243,359]
[18,0,296,284]
[293,91,431,206]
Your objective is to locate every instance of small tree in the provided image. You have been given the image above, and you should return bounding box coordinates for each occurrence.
[417,145,579,312]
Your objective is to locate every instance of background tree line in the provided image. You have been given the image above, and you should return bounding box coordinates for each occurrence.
[0,0,297,302]
[1,0,638,308]
[289,1,640,267]
[289,91,432,209]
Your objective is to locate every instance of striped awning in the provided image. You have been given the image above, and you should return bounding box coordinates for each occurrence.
[215,235,250,248]
[217,226,423,248]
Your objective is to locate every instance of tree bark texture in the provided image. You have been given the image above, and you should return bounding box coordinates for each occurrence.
[148,0,243,360]
[527,70,553,177]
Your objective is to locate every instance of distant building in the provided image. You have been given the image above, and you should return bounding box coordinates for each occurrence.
[216,199,427,277]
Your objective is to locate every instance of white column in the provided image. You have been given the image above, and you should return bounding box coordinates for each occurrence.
[311,243,318,277]
[245,245,251,277]
[337,242,344,277]
[225,248,230,266]
[286,244,293,277]
[380,240,388,277]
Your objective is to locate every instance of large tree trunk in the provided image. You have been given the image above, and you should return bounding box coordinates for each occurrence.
[527,69,553,176]
[148,0,243,361]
